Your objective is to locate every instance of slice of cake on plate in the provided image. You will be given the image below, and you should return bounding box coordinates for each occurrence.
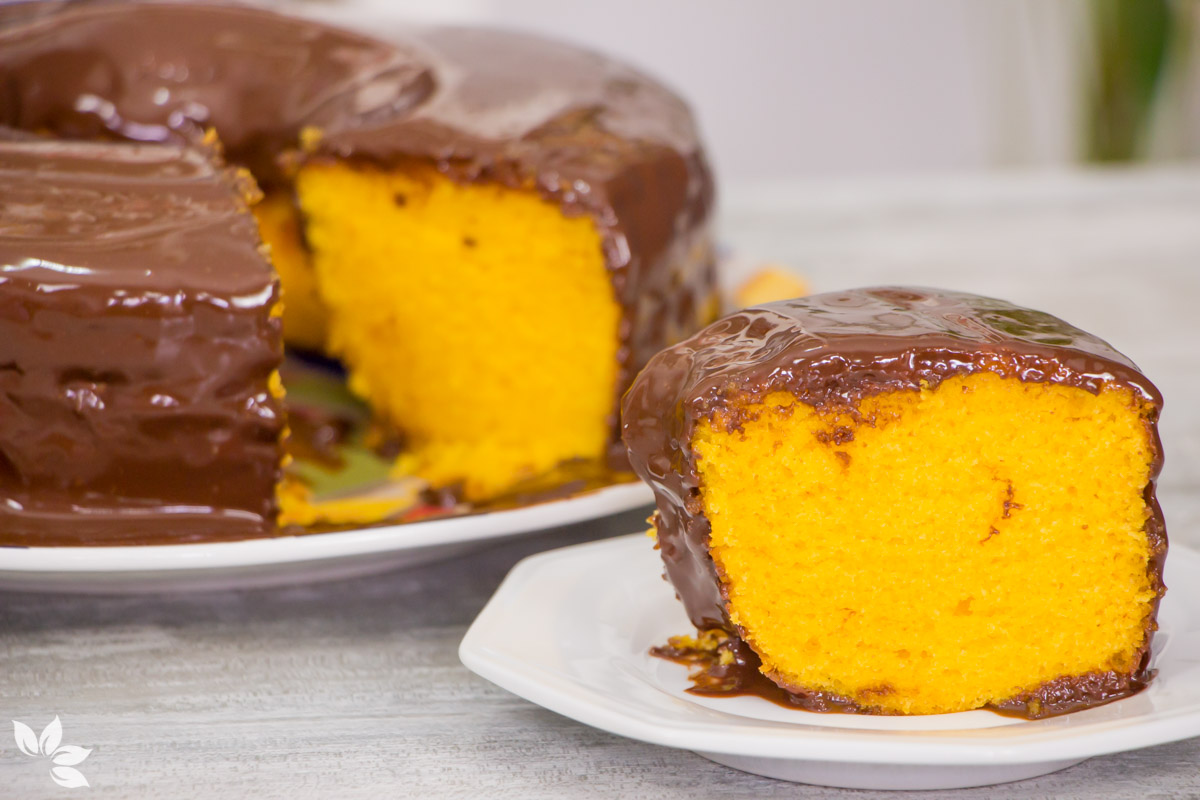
[623,286,1166,717]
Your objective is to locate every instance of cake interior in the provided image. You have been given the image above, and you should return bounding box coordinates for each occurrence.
[254,190,329,352]
[288,162,621,502]
[691,371,1159,715]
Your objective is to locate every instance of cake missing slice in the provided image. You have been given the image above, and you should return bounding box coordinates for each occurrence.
[623,287,1166,718]
[0,3,718,528]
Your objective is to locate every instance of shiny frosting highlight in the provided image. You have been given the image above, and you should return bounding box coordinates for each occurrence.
[0,138,283,544]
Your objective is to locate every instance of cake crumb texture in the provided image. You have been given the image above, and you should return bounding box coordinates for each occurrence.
[693,372,1158,715]
[254,190,329,352]
[298,163,620,501]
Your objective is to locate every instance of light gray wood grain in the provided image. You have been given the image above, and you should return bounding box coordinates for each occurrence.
[3,169,1199,799]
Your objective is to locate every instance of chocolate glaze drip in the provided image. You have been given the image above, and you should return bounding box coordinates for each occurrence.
[0,138,283,545]
[0,2,717,475]
[623,287,1167,718]
[653,634,873,712]
[652,632,1154,719]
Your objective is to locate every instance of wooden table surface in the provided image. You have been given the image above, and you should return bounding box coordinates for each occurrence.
[3,168,1199,799]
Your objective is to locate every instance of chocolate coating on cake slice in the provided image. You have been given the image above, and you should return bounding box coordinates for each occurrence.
[0,138,283,545]
[622,286,1166,717]
[0,3,717,466]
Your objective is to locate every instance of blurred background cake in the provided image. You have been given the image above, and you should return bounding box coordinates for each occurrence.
[0,1,716,543]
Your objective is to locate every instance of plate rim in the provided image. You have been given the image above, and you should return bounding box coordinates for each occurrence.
[459,533,1200,766]
[0,482,653,573]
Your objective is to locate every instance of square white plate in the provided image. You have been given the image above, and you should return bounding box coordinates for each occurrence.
[459,533,1200,790]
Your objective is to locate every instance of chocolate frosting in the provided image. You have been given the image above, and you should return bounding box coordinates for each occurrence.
[0,2,431,186]
[623,286,1167,717]
[0,0,69,27]
[0,2,717,469]
[0,137,283,545]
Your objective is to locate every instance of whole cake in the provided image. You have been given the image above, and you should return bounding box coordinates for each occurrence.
[622,287,1166,718]
[0,1,716,543]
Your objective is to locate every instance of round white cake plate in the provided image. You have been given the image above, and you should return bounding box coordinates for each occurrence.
[0,483,653,594]
[459,533,1200,791]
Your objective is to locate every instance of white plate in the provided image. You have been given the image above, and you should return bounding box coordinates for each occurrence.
[459,533,1200,791]
[0,483,652,594]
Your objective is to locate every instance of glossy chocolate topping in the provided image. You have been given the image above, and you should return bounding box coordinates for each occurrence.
[0,2,431,186]
[624,286,1167,717]
[0,0,70,27]
[0,138,283,545]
